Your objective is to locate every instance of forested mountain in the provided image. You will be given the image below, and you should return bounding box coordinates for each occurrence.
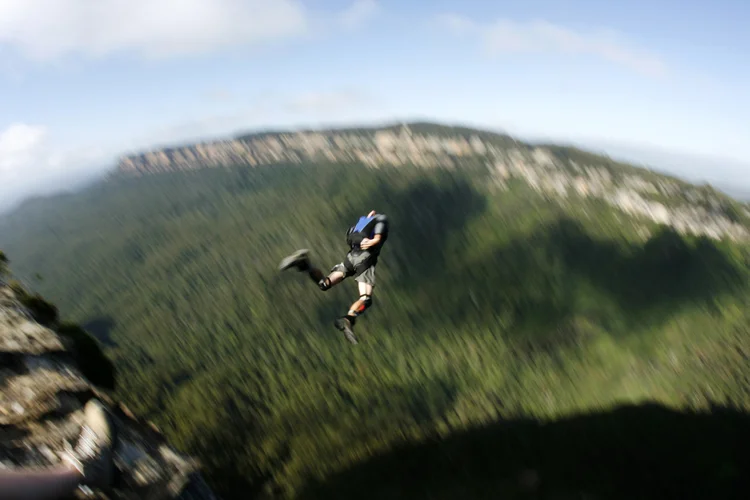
[114,122,750,242]
[1,123,750,499]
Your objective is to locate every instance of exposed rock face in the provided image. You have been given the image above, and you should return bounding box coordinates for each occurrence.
[0,285,219,499]
[113,123,750,242]
[114,124,504,176]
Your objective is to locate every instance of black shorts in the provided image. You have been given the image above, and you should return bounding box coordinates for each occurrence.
[331,250,377,286]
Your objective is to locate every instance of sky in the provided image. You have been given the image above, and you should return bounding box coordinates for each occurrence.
[1,0,749,211]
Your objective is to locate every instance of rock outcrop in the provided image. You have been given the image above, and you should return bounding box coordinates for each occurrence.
[0,283,219,499]
[113,122,750,242]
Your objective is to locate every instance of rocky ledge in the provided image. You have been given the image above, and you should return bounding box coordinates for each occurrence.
[0,284,218,499]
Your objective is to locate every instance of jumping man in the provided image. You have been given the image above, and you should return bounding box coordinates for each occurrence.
[278,210,390,344]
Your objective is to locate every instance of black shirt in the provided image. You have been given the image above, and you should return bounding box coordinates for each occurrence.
[347,213,389,255]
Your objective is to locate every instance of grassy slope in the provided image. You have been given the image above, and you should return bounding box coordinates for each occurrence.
[1,161,748,498]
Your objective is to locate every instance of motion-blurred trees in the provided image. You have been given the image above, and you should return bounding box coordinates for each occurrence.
[1,162,748,499]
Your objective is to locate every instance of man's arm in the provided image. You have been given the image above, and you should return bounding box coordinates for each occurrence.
[361,214,387,250]
[360,234,382,249]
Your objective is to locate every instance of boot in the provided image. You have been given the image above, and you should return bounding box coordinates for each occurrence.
[278,249,311,271]
[334,316,358,344]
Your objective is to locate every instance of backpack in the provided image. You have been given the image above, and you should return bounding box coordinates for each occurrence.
[346,215,376,249]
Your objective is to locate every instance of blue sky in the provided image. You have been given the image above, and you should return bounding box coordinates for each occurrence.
[1,0,749,210]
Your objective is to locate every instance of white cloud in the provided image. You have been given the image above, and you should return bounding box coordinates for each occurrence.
[0,0,376,62]
[0,88,381,211]
[436,14,666,77]
[0,123,111,211]
[338,0,380,31]
[0,124,47,178]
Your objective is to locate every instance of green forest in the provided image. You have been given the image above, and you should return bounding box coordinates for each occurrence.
[1,160,750,499]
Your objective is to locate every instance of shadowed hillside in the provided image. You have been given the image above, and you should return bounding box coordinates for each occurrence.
[301,403,750,500]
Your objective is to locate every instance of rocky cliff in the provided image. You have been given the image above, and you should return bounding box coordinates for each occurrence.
[0,282,218,499]
[114,123,510,176]
[113,123,750,242]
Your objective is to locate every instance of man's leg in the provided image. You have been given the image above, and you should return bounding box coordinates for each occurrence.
[317,270,345,290]
[317,257,353,291]
[335,267,375,344]
[279,249,347,291]
[347,281,374,320]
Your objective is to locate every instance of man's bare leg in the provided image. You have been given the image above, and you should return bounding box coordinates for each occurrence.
[335,282,374,344]
[316,270,345,290]
[347,282,373,316]
[279,250,346,291]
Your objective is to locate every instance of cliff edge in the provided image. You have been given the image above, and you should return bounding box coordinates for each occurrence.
[0,283,218,499]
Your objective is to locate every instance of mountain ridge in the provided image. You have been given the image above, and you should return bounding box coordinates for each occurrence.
[113,120,707,187]
[105,121,750,242]
[113,121,635,177]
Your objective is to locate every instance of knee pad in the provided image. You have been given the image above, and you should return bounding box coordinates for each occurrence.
[361,295,373,309]
[318,278,332,291]
[352,295,372,315]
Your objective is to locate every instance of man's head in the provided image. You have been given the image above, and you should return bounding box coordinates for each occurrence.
[367,210,376,217]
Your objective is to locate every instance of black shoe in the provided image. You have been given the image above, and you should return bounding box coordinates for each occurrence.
[278,249,310,271]
[334,317,358,344]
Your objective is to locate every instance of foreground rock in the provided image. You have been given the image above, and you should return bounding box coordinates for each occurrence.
[0,285,218,499]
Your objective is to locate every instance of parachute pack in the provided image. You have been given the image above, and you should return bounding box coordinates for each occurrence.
[346,215,377,249]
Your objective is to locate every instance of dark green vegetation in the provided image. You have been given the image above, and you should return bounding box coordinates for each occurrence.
[301,403,750,500]
[1,158,749,499]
